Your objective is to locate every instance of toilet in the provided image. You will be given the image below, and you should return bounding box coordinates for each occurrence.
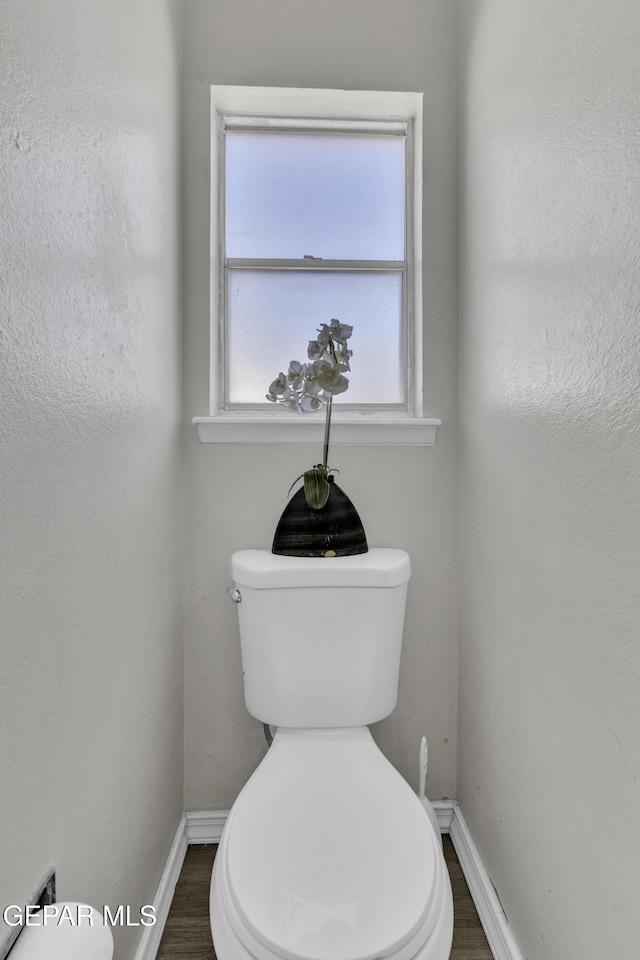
[210,548,454,960]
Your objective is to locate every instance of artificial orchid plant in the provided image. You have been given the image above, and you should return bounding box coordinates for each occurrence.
[266,319,353,510]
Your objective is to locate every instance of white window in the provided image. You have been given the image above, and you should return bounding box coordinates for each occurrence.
[194,87,440,445]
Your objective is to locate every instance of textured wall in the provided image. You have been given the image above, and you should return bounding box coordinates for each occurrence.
[182,0,459,808]
[459,2,640,958]
[0,3,183,958]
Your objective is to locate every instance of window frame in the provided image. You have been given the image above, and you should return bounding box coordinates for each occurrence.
[194,85,441,445]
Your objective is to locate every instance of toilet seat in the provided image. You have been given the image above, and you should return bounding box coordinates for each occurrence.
[211,727,451,960]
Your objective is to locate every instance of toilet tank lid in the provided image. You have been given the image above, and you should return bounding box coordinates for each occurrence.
[231,548,411,589]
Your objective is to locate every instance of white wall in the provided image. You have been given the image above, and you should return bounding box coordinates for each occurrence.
[182,0,459,809]
[0,3,184,958]
[5,5,637,957]
[459,2,640,958]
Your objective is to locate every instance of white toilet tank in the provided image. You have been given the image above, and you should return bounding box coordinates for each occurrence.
[230,548,411,728]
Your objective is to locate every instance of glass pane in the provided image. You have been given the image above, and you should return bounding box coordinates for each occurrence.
[227,271,403,406]
[225,130,405,261]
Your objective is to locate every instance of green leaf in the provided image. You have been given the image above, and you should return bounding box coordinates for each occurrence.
[303,468,330,510]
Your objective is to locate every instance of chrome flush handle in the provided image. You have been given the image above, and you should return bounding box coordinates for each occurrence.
[226,587,242,603]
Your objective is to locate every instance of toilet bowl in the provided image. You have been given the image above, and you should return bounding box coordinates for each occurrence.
[211,549,453,960]
[211,727,453,960]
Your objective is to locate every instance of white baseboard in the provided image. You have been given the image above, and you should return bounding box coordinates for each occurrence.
[449,807,525,960]
[141,803,524,960]
[184,804,456,840]
[184,809,229,844]
[431,799,456,833]
[133,815,188,960]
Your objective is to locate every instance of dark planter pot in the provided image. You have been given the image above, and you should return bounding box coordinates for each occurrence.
[272,476,368,558]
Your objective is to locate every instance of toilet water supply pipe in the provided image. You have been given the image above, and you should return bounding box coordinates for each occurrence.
[418,737,443,844]
[418,736,428,803]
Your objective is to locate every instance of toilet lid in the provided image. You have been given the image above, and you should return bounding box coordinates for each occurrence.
[223,728,440,960]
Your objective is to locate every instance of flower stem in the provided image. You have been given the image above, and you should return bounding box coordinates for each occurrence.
[322,395,332,470]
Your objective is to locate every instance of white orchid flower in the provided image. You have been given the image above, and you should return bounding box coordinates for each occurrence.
[282,386,300,412]
[327,373,349,395]
[300,394,323,412]
[311,359,349,394]
[267,372,288,400]
[334,342,352,371]
[303,378,323,397]
[326,318,353,343]
[316,324,332,345]
[307,339,325,361]
[287,360,305,388]
[265,319,354,508]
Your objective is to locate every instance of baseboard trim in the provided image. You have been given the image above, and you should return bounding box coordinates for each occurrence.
[183,803,456,841]
[184,809,229,844]
[143,803,524,960]
[133,814,188,960]
[431,799,456,833]
[449,807,525,960]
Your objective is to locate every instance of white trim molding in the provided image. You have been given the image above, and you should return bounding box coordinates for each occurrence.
[184,803,455,839]
[184,809,229,844]
[193,416,441,445]
[205,84,427,430]
[140,804,525,960]
[133,815,188,960]
[449,807,525,960]
[431,799,456,833]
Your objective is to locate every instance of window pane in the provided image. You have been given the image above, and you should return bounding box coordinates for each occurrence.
[225,130,405,261]
[226,271,403,406]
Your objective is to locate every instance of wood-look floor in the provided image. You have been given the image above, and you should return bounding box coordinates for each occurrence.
[157,837,493,960]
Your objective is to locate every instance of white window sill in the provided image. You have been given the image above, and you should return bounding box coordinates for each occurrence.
[192,416,441,445]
